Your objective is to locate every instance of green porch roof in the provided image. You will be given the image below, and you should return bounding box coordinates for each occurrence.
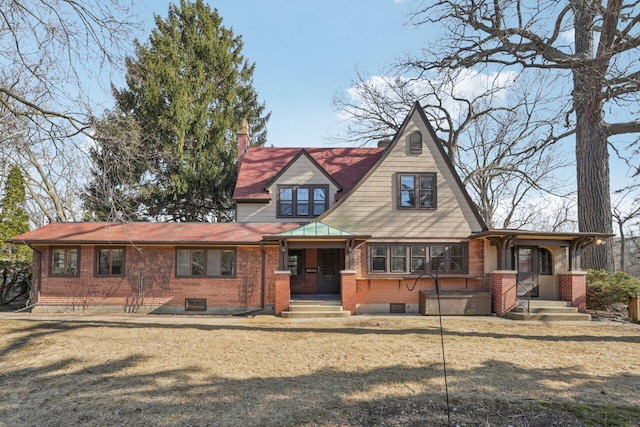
[271,222,360,238]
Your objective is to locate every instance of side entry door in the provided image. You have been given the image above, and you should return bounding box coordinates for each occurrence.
[513,247,539,297]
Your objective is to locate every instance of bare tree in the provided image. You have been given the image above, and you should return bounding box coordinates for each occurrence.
[0,88,89,224]
[334,69,571,229]
[612,188,640,271]
[0,0,137,134]
[405,0,640,270]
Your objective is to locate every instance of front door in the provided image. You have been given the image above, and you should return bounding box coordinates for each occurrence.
[317,249,341,294]
[513,247,539,297]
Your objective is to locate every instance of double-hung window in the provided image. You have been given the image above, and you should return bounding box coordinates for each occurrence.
[176,248,235,277]
[278,185,328,217]
[51,247,80,276]
[398,173,436,209]
[96,247,125,276]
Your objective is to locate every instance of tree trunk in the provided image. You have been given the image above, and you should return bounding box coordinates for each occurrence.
[575,117,614,270]
[618,221,625,272]
[572,1,615,271]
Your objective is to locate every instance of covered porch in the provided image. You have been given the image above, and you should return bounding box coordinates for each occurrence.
[264,222,369,316]
[473,229,612,316]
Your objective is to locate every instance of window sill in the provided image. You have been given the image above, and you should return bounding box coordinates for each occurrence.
[364,273,476,280]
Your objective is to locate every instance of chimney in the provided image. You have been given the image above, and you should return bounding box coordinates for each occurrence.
[377,139,391,149]
[237,118,250,162]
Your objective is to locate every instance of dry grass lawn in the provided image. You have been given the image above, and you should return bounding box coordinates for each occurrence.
[0,314,638,426]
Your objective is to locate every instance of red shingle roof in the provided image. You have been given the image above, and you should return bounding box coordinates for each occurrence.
[10,222,300,245]
[232,147,385,201]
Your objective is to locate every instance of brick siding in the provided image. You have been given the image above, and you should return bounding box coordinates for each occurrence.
[485,271,517,316]
[273,271,291,315]
[559,272,587,312]
[33,244,279,313]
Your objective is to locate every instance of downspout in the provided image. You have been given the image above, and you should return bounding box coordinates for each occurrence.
[233,243,266,316]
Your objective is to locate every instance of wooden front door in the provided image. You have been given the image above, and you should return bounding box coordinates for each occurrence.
[317,249,341,294]
[513,247,539,297]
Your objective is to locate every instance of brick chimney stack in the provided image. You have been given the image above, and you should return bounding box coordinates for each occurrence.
[237,118,250,162]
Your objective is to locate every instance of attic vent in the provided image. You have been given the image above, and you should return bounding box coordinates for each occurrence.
[409,131,423,153]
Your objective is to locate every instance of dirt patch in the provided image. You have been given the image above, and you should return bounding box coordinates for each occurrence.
[0,315,638,426]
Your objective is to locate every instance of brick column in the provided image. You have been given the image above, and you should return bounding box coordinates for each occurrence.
[274,270,291,316]
[340,270,357,314]
[559,271,587,312]
[486,270,517,316]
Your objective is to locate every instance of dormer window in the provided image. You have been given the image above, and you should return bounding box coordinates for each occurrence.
[409,131,423,153]
[278,185,328,217]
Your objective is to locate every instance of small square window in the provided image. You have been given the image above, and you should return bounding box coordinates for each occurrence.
[397,173,436,209]
[96,247,125,276]
[51,247,80,276]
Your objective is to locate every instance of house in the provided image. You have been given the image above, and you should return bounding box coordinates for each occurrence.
[11,102,609,317]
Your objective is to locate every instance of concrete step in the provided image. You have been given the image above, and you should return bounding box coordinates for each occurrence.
[289,300,342,306]
[528,300,572,307]
[506,311,591,321]
[513,306,579,314]
[281,310,351,318]
[288,304,345,312]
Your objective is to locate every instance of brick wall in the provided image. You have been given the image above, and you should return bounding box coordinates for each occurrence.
[33,244,279,313]
[273,271,291,315]
[485,271,517,316]
[340,271,357,313]
[559,271,587,312]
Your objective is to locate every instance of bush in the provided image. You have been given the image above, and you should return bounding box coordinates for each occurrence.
[586,269,640,310]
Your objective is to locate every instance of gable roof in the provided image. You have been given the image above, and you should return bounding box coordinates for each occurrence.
[264,149,342,191]
[10,222,300,245]
[318,101,488,231]
[232,147,384,202]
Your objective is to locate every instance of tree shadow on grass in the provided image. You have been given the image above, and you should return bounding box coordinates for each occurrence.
[1,317,638,359]
[0,321,639,426]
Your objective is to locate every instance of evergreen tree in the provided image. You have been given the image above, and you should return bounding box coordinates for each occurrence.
[0,165,29,242]
[107,0,270,222]
[0,165,31,306]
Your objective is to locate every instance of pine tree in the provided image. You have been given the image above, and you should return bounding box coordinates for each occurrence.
[0,165,29,242]
[100,0,270,222]
[0,165,31,306]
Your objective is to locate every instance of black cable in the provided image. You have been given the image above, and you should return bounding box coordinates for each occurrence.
[410,271,451,426]
[435,276,451,426]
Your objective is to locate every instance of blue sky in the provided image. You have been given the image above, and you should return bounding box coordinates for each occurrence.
[122,0,635,193]
[131,0,420,148]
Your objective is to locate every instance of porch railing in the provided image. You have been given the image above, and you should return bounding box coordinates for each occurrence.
[515,280,532,314]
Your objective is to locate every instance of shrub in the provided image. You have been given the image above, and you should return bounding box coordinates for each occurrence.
[586,269,640,310]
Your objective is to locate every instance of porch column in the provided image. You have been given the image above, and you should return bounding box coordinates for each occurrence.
[340,270,357,314]
[487,236,516,270]
[274,270,291,316]
[486,270,517,316]
[559,271,587,312]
